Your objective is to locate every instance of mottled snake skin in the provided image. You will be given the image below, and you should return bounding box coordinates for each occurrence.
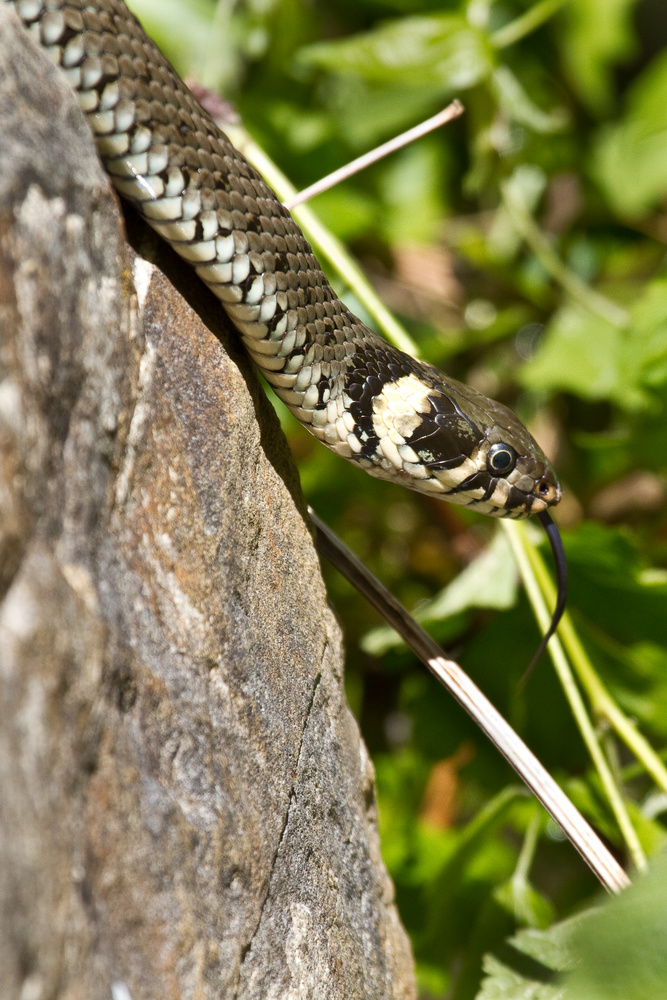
[6,0,561,518]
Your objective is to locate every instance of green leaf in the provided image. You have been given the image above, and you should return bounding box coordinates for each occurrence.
[420,529,519,621]
[360,529,518,655]
[311,187,378,243]
[494,876,555,930]
[592,50,667,217]
[492,67,569,134]
[478,913,580,999]
[296,14,493,91]
[324,77,452,148]
[629,277,667,391]
[488,165,547,262]
[564,522,667,647]
[562,856,667,1000]
[617,643,667,739]
[481,861,667,1000]
[560,0,640,114]
[521,274,667,410]
[126,0,216,82]
[521,304,636,406]
[378,139,449,245]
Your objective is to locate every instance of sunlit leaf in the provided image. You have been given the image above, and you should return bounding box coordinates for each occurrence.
[361,530,518,655]
[521,274,667,410]
[420,529,518,621]
[478,913,579,999]
[296,15,493,91]
[560,0,640,114]
[494,876,555,930]
[521,305,636,405]
[562,857,667,1000]
[482,863,667,1000]
[127,0,216,82]
[592,50,667,217]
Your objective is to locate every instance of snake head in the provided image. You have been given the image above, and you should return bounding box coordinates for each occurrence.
[418,373,561,518]
[454,408,562,519]
[361,365,561,519]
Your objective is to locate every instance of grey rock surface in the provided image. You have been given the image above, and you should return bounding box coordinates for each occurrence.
[0,9,416,999]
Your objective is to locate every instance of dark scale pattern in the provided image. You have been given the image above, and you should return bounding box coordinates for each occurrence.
[405,392,481,470]
[8,0,562,517]
[448,471,492,498]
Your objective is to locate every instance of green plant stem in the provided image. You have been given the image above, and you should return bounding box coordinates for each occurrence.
[513,807,542,885]
[502,520,647,872]
[491,0,570,50]
[225,125,421,358]
[526,536,667,798]
[500,181,629,328]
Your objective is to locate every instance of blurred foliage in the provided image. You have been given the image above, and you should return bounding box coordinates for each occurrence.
[480,853,667,999]
[128,0,667,995]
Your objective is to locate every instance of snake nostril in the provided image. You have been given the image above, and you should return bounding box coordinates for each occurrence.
[538,480,551,497]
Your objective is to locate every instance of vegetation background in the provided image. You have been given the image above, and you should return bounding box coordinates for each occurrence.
[127,0,667,995]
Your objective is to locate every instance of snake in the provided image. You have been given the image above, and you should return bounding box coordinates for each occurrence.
[5,0,567,649]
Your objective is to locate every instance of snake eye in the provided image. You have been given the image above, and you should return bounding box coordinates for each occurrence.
[487,442,517,477]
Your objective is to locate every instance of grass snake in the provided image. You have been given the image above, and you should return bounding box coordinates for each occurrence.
[4,0,567,650]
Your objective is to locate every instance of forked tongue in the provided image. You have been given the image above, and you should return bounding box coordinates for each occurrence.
[519,510,568,688]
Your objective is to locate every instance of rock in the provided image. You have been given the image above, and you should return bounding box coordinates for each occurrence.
[0,9,416,999]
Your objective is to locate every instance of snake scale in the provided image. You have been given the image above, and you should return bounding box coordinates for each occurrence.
[5,0,563,524]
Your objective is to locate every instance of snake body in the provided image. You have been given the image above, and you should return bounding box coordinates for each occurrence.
[6,0,561,519]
